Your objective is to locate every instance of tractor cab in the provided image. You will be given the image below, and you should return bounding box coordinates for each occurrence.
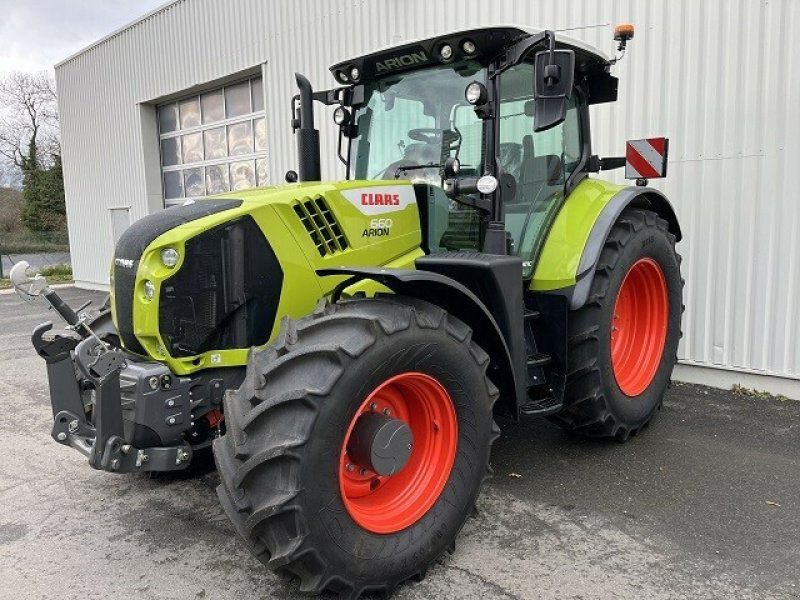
[316,27,619,275]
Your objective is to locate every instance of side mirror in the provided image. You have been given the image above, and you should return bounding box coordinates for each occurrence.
[533,49,575,132]
[9,261,49,303]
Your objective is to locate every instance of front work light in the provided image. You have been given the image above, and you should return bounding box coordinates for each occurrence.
[333,106,351,126]
[461,40,477,55]
[443,157,461,178]
[465,81,487,105]
[439,44,453,60]
[349,66,360,81]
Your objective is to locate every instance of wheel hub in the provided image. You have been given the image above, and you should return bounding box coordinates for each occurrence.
[347,413,413,476]
[611,257,669,396]
[339,371,458,534]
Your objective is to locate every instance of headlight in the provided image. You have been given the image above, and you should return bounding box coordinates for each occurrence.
[143,280,155,300]
[465,81,487,105]
[160,247,179,268]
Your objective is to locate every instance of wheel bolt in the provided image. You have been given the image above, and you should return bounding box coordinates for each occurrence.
[345,463,355,472]
[383,408,391,416]
[359,468,368,476]
[370,402,377,411]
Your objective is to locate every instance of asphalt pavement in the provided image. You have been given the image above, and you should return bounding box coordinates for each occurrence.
[1,287,798,600]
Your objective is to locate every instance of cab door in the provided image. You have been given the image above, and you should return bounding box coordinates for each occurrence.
[498,62,583,278]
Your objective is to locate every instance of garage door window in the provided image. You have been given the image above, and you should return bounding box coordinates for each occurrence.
[158,77,268,206]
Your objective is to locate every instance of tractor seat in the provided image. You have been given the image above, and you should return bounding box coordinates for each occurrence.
[498,143,523,182]
[497,142,523,202]
[518,134,563,203]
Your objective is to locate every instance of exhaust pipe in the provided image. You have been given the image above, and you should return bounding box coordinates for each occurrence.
[294,73,321,181]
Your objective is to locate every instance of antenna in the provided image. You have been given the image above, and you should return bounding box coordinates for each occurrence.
[554,23,610,33]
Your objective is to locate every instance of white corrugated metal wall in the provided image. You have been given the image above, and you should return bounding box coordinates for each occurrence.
[55,0,800,393]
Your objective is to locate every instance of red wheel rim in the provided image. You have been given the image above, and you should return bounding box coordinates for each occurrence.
[611,258,669,397]
[339,372,458,534]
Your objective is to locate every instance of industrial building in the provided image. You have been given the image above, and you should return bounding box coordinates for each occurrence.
[54,0,800,396]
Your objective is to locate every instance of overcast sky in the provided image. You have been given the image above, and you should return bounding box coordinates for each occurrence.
[0,0,167,75]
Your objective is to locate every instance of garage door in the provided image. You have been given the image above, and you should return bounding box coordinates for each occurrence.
[158,76,267,206]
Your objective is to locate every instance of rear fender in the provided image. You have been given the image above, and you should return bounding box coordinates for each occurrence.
[530,178,681,310]
[571,186,681,309]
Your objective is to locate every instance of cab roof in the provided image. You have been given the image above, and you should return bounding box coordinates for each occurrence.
[329,26,617,104]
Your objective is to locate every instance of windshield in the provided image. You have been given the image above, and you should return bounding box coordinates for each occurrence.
[350,62,485,186]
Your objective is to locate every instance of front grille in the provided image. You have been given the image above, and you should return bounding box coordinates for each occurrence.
[159,216,283,358]
[293,196,348,256]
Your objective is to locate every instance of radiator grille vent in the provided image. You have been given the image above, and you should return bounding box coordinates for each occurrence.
[293,197,348,256]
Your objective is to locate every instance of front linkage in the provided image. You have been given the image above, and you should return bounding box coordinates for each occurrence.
[34,322,193,473]
[12,260,234,474]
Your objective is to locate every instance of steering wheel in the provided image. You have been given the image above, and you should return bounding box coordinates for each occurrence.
[407,128,444,144]
[408,128,461,146]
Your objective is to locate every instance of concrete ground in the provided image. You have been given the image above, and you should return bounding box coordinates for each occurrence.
[1,287,798,600]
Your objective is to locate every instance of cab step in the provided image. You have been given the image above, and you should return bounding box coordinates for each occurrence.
[519,396,563,417]
[524,309,541,321]
[526,353,552,368]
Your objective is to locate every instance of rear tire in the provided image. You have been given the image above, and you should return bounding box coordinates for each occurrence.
[213,296,499,597]
[550,208,684,440]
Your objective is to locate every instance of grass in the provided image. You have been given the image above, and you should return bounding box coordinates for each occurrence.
[0,230,69,254]
[731,384,789,402]
[0,263,72,290]
[39,264,72,278]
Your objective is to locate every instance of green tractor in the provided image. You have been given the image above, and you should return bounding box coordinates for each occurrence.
[12,24,682,598]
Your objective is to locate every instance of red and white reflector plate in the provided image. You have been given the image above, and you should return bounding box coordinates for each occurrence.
[625,137,669,179]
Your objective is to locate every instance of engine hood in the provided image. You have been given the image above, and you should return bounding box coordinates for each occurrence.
[110,180,424,375]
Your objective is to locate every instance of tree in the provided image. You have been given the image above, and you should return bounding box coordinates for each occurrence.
[20,153,66,231]
[0,72,59,169]
[0,72,64,231]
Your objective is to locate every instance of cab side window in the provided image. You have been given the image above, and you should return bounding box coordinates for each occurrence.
[354,96,433,179]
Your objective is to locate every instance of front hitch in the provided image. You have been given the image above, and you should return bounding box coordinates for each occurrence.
[28,299,194,474]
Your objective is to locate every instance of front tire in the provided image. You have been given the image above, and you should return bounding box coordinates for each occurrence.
[551,208,684,440]
[214,296,499,597]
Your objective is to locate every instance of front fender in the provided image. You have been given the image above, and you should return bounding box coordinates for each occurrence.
[318,266,522,414]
